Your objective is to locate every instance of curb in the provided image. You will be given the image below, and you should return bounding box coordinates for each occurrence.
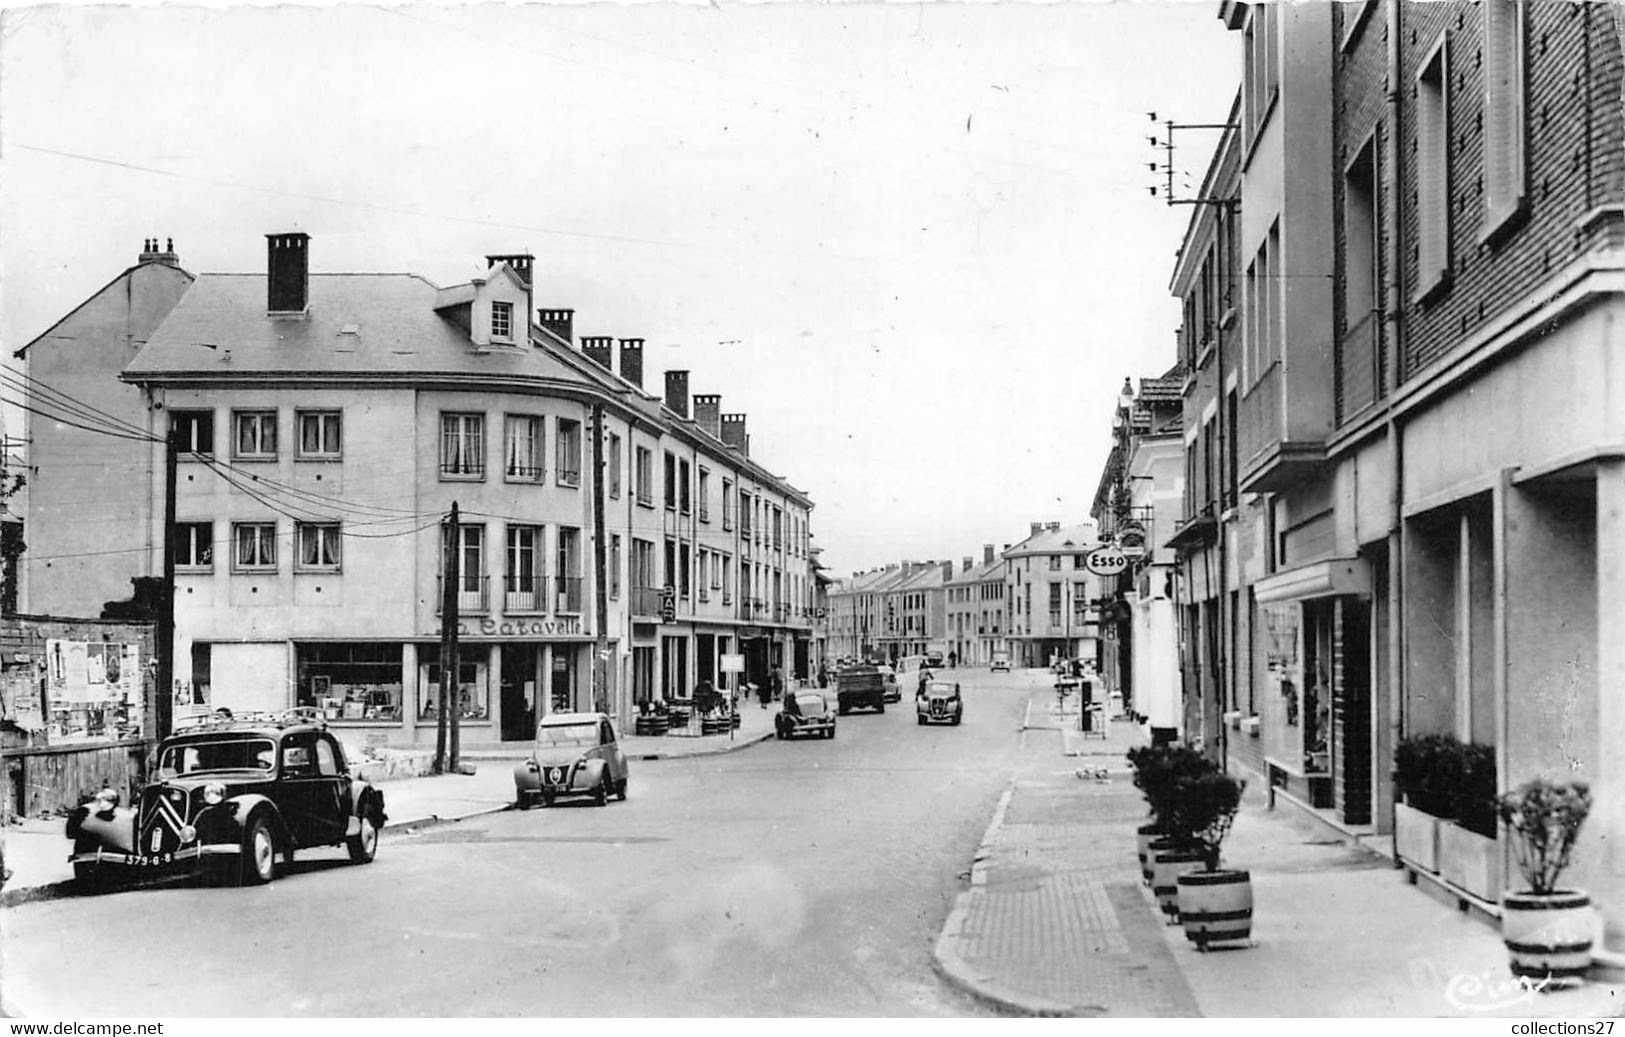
[628,730,774,761]
[930,779,1093,1017]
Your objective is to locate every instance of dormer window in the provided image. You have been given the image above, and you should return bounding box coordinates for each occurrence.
[491,301,513,341]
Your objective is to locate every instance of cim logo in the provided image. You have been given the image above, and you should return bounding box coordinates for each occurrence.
[1085,546,1129,576]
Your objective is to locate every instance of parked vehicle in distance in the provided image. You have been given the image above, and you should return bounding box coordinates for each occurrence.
[917,680,964,726]
[835,663,887,715]
[515,711,628,808]
[990,652,1011,673]
[925,649,946,669]
[67,709,386,891]
[875,664,901,703]
[776,689,836,740]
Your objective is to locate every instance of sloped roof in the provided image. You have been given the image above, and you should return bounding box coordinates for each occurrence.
[1004,521,1098,557]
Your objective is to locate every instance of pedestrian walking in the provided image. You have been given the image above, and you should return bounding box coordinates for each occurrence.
[948,650,957,669]
[770,665,785,702]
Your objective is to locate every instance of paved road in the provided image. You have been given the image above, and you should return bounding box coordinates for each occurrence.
[3,670,1055,1017]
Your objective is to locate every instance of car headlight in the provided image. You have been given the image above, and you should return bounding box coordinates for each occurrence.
[575,756,590,769]
[203,781,226,805]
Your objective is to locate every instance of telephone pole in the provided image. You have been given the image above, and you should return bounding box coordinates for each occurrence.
[591,404,609,716]
[156,426,178,739]
[436,502,461,774]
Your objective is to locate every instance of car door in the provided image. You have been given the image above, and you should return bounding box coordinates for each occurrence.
[599,718,626,783]
[309,734,351,845]
[277,732,346,848]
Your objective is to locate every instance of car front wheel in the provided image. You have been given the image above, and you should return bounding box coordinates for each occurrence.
[594,780,609,807]
[616,777,628,801]
[241,815,276,885]
[347,812,379,864]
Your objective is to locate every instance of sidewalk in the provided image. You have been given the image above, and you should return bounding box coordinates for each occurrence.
[933,692,1625,1017]
[0,703,773,907]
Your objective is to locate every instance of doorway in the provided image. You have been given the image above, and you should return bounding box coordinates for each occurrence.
[500,645,539,741]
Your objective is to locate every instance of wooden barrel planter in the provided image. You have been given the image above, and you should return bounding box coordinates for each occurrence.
[635,714,669,736]
[1177,869,1253,949]
[731,712,741,730]
[1502,890,1594,983]
[701,716,726,735]
[1136,825,1162,885]
[1151,844,1208,920]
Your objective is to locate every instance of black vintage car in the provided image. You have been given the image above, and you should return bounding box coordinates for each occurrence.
[66,710,387,890]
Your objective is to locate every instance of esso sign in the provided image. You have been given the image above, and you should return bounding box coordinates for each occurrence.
[1085,546,1129,576]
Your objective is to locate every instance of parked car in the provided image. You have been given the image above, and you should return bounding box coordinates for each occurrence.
[916,680,964,726]
[835,663,887,715]
[776,689,836,740]
[66,709,387,891]
[925,650,946,669]
[990,652,1011,673]
[875,664,901,703]
[514,711,628,808]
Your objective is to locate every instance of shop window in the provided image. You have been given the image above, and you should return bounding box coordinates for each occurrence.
[419,646,487,722]
[297,642,403,720]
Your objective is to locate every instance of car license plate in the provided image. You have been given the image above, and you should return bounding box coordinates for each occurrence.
[135,852,174,867]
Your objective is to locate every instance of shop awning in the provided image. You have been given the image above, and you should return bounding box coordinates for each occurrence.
[1252,557,1372,604]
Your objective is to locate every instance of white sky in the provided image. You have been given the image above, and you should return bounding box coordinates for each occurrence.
[0,0,1238,576]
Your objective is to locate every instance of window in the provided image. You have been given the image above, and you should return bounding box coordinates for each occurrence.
[1243,3,1279,145]
[722,478,734,529]
[505,524,545,609]
[633,538,656,593]
[556,418,581,487]
[175,522,213,570]
[233,522,277,571]
[556,527,582,611]
[679,459,691,515]
[171,411,214,455]
[1416,39,1451,298]
[491,300,513,340]
[1344,138,1379,325]
[296,411,342,459]
[233,410,278,460]
[664,452,677,510]
[1048,555,1061,571]
[665,538,677,594]
[504,415,544,483]
[608,433,622,499]
[296,522,341,570]
[609,534,622,599]
[1246,223,1282,387]
[1482,0,1527,236]
[634,447,654,507]
[679,543,691,599]
[698,467,710,522]
[440,413,485,479]
[440,523,487,612]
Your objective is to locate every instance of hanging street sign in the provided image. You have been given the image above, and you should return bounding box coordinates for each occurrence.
[1085,546,1130,576]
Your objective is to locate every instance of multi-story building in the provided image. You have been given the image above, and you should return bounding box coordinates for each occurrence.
[21,232,816,744]
[1093,373,1184,739]
[945,544,1006,666]
[1167,0,1625,954]
[1002,521,1101,669]
[826,566,893,662]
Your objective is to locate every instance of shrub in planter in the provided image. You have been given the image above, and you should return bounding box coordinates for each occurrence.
[1174,770,1253,949]
[1453,742,1498,838]
[1129,745,1218,883]
[1394,733,1463,818]
[1498,778,1594,983]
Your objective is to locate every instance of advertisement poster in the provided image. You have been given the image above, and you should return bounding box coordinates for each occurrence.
[43,639,144,743]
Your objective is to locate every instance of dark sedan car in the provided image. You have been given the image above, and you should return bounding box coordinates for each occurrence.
[916,680,964,726]
[776,689,836,740]
[67,710,386,890]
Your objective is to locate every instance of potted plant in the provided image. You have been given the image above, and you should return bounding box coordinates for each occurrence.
[1173,770,1252,949]
[1438,742,1500,900]
[1393,733,1462,872]
[1498,777,1594,983]
[1128,745,1214,885]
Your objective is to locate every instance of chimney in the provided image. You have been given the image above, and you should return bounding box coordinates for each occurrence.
[1047,521,1061,532]
[581,336,613,369]
[941,561,953,580]
[266,232,310,313]
[693,394,722,439]
[984,543,995,565]
[720,413,748,455]
[537,309,574,344]
[485,253,534,287]
[618,339,644,387]
[1002,544,1011,553]
[1030,521,1044,536]
[139,236,179,266]
[664,370,690,418]
[963,556,974,573]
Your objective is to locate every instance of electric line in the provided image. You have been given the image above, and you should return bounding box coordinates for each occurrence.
[0,369,155,440]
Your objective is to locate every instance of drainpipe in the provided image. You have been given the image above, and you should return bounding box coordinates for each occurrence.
[1382,0,1406,838]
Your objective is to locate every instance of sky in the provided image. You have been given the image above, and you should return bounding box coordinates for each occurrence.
[0,0,1239,578]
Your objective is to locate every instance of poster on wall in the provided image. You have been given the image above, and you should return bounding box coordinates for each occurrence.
[2,663,44,730]
[44,639,144,743]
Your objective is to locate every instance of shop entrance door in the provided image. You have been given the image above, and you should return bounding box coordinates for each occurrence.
[500,645,538,741]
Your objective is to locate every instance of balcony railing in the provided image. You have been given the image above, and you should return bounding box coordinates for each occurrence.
[632,586,662,616]
[1338,308,1383,425]
[436,575,489,614]
[504,572,549,613]
[555,576,583,613]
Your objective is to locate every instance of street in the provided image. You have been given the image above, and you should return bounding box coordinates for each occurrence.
[3,671,1048,1017]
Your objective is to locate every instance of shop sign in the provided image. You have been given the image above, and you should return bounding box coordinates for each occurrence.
[660,587,676,623]
[720,653,744,673]
[1085,546,1129,577]
[433,617,584,638]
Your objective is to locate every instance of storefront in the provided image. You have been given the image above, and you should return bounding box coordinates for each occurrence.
[1253,558,1373,826]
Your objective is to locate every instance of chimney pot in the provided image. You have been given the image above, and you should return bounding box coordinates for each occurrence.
[720,413,748,456]
[664,370,691,419]
[266,232,310,313]
[581,336,613,370]
[1030,522,1044,535]
[618,339,644,387]
[693,394,722,440]
[485,253,534,287]
[983,543,995,565]
[538,308,574,344]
